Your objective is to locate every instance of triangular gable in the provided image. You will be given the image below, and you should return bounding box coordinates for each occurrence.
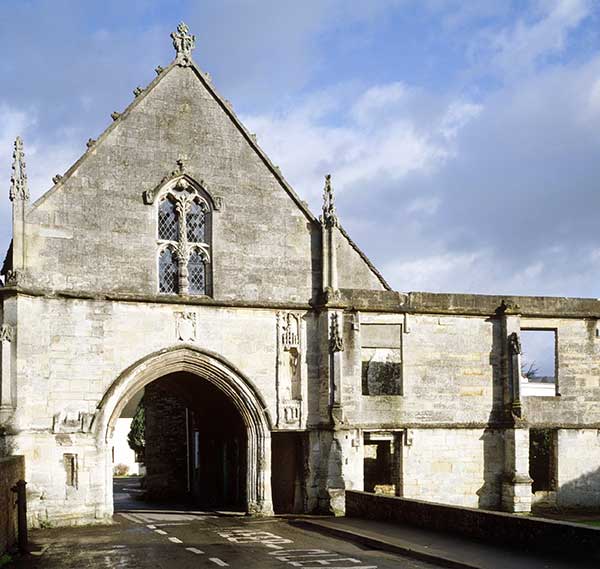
[24,52,389,292]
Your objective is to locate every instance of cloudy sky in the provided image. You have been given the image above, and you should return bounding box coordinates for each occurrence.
[2,0,600,297]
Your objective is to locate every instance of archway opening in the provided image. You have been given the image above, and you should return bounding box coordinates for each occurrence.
[99,346,274,517]
[112,371,247,511]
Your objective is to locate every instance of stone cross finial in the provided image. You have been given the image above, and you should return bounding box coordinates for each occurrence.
[321,174,338,228]
[171,22,195,66]
[9,137,29,202]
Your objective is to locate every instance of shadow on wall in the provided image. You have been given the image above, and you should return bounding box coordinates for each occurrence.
[477,318,505,510]
[557,466,600,510]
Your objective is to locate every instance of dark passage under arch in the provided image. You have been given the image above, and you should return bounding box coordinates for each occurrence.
[143,371,246,509]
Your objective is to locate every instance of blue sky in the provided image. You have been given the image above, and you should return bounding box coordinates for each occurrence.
[2,0,600,296]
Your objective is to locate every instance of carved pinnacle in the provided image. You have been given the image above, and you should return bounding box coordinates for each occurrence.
[111,111,121,121]
[9,136,29,202]
[321,174,338,228]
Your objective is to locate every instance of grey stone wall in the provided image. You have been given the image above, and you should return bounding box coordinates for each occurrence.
[144,382,188,500]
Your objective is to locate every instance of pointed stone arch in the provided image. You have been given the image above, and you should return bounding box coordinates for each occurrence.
[94,345,273,515]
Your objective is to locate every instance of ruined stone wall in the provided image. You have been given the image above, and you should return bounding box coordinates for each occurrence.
[522,317,600,425]
[342,313,501,427]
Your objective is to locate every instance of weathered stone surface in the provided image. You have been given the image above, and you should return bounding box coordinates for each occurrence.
[1,25,599,527]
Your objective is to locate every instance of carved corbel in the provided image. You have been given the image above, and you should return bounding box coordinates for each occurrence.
[0,324,14,343]
[5,270,20,286]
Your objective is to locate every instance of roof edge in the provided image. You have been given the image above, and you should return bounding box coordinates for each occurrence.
[27,61,180,213]
[337,224,392,291]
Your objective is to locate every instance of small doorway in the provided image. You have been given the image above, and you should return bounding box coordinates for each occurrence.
[271,432,305,513]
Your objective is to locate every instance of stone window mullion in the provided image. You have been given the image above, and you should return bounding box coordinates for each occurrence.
[176,199,190,294]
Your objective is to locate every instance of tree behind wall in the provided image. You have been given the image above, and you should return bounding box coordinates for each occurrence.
[127,400,145,462]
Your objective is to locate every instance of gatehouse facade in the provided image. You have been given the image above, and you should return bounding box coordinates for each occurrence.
[1,25,600,527]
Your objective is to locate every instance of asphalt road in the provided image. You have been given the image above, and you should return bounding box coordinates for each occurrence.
[15,511,442,568]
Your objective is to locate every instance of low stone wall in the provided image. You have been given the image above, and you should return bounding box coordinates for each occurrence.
[0,456,25,555]
[346,490,600,561]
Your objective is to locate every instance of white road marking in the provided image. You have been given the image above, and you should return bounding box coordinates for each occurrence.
[209,558,229,566]
[168,537,183,544]
[146,524,156,529]
[154,529,167,535]
[265,543,283,549]
[186,547,204,554]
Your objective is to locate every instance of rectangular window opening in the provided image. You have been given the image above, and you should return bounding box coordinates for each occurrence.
[520,329,557,396]
[529,429,557,493]
[361,324,402,396]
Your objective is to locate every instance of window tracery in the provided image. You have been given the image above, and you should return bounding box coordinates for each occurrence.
[156,178,211,295]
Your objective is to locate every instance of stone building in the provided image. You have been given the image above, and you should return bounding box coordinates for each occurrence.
[1,24,599,526]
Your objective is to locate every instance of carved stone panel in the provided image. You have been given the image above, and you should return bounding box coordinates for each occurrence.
[176,311,198,342]
[276,312,305,428]
[52,411,95,434]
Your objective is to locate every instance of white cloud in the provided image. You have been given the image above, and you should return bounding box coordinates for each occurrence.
[0,103,81,258]
[242,84,480,211]
[474,0,591,77]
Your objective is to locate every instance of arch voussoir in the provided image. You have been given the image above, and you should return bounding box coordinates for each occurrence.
[94,345,273,516]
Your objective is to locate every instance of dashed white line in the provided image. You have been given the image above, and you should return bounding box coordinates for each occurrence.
[168,537,183,544]
[154,529,167,535]
[209,558,229,567]
[186,547,204,554]
[146,524,156,529]
[265,543,283,549]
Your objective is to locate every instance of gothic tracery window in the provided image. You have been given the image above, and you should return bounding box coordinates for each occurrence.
[159,247,179,293]
[156,179,211,295]
[158,198,179,241]
[188,248,207,295]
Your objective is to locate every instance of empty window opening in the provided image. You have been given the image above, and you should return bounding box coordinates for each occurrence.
[64,453,78,488]
[361,324,402,396]
[529,429,557,492]
[521,329,557,396]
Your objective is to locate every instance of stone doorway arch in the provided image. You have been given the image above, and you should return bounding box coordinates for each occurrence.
[94,345,273,516]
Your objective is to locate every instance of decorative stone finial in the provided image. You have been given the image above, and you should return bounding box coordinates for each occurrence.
[52,174,63,185]
[321,174,338,228]
[111,111,121,121]
[171,22,195,66]
[9,137,29,202]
